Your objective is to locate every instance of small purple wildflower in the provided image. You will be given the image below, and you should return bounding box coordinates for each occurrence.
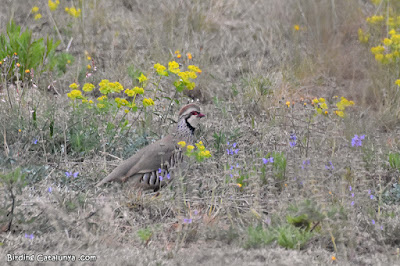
[349,185,352,191]
[32,138,38,144]
[232,143,237,148]
[263,157,274,164]
[166,173,171,179]
[230,173,233,178]
[234,149,239,154]
[368,189,371,195]
[289,133,297,147]
[372,219,375,225]
[264,218,271,225]
[158,168,162,174]
[194,210,199,216]
[47,187,52,193]
[351,201,354,206]
[351,193,354,197]
[65,171,79,178]
[329,161,334,170]
[380,225,384,230]
[183,218,192,224]
[236,163,239,168]
[370,195,374,200]
[25,233,34,240]
[351,134,365,147]
[289,141,296,147]
[230,165,234,170]
[325,165,330,170]
[159,176,163,181]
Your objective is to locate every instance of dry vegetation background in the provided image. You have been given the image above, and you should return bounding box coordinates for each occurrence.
[1,0,400,265]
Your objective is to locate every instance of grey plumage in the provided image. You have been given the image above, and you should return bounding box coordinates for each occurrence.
[96,103,204,190]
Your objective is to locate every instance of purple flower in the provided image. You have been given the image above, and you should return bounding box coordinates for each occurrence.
[234,149,239,154]
[329,161,334,169]
[289,141,296,147]
[166,173,171,179]
[232,143,237,148]
[290,134,297,141]
[158,168,162,174]
[372,219,375,225]
[236,163,239,168]
[230,165,234,170]
[194,210,199,216]
[263,157,274,164]
[368,189,371,195]
[32,138,38,144]
[380,225,384,230]
[230,173,233,178]
[159,176,163,181]
[351,193,354,197]
[351,134,365,147]
[47,187,52,193]
[183,218,192,224]
[370,195,374,200]
[351,201,354,206]
[325,165,329,170]
[65,171,79,178]
[349,186,352,191]
[25,233,34,240]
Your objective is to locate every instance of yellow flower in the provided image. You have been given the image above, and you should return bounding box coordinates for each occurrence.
[67,60,71,64]
[375,53,384,62]
[186,145,195,151]
[31,6,39,13]
[65,7,81,17]
[25,69,30,73]
[371,45,385,55]
[124,109,129,113]
[69,83,79,90]
[286,101,290,107]
[143,98,154,107]
[97,95,107,101]
[87,64,91,69]
[87,56,91,60]
[187,53,192,60]
[389,29,396,35]
[383,38,392,46]
[124,89,135,97]
[177,141,186,148]
[112,82,124,93]
[294,24,300,31]
[88,100,94,104]
[154,63,168,76]
[187,71,197,79]
[237,183,242,188]
[34,13,42,20]
[168,61,180,74]
[188,65,202,73]
[133,87,144,94]
[82,83,95,92]
[358,28,370,44]
[99,79,109,87]
[175,50,180,54]
[138,73,147,83]
[177,54,181,58]
[97,103,105,109]
[331,256,336,261]
[67,90,83,100]
[335,110,344,117]
[48,0,60,11]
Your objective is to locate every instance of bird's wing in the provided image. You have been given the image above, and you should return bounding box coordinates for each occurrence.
[96,135,176,187]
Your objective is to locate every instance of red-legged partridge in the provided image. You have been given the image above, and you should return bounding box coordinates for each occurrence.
[96,103,205,191]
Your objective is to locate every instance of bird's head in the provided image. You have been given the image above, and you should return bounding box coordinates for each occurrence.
[178,103,205,129]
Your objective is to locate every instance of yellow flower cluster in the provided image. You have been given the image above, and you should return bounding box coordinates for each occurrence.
[154,63,168,76]
[358,29,370,44]
[168,61,180,74]
[335,97,354,118]
[312,98,328,115]
[142,98,154,107]
[154,62,202,92]
[99,80,124,95]
[366,15,384,24]
[82,83,95,92]
[48,0,60,11]
[31,6,39,13]
[138,73,147,83]
[65,7,81,17]
[67,90,83,100]
[34,14,42,20]
[178,141,211,162]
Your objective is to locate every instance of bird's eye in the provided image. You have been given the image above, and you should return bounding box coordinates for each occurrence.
[191,111,198,115]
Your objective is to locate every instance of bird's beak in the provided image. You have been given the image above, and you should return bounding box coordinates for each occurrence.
[198,113,205,118]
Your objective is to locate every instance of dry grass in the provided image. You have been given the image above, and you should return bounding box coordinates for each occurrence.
[1,0,400,265]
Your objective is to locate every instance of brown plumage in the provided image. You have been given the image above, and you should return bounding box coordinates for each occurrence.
[96,103,205,190]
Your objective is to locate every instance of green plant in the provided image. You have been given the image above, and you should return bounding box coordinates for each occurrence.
[388,152,400,171]
[0,20,69,79]
[275,225,313,250]
[0,167,27,232]
[137,227,153,245]
[244,225,275,249]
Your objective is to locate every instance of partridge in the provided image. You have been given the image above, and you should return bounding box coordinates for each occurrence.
[96,103,205,190]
